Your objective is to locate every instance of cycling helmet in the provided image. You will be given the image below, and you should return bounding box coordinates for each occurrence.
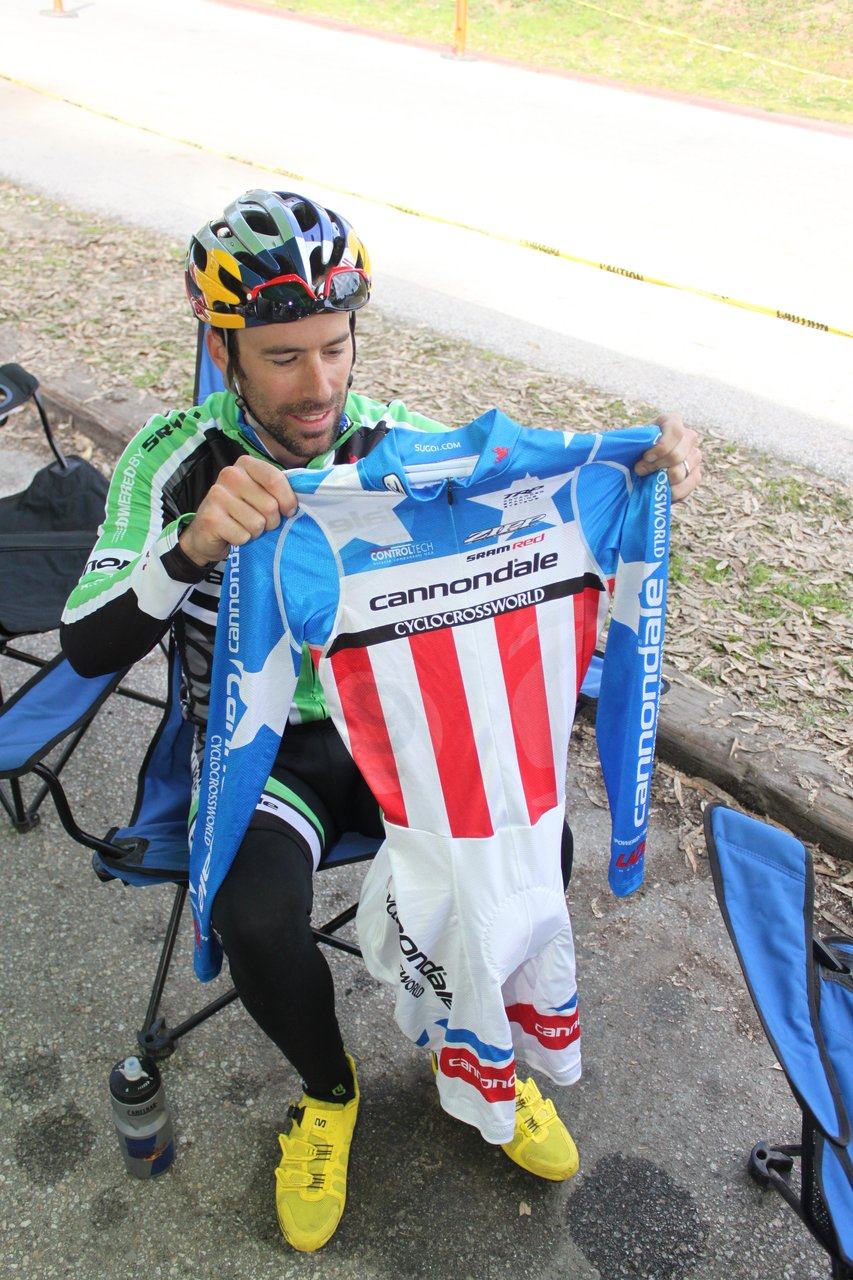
[185,190,371,329]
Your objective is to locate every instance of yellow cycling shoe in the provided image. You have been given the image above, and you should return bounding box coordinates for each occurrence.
[274,1053,359,1252]
[501,1075,579,1181]
[431,1053,578,1181]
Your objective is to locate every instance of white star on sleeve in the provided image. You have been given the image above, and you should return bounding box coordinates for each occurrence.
[610,559,662,636]
[228,635,295,751]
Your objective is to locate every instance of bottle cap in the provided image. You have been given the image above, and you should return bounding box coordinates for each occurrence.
[109,1053,160,1104]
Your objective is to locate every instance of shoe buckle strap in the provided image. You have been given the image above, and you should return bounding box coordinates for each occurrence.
[275,1167,315,1190]
[279,1134,316,1159]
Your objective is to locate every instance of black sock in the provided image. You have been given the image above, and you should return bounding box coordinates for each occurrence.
[302,1057,356,1105]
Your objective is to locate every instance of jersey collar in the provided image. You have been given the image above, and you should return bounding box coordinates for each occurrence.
[358,409,521,499]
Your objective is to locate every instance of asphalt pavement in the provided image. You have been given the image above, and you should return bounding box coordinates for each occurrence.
[1,0,852,477]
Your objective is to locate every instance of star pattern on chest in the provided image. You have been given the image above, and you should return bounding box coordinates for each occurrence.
[302,467,415,553]
[464,471,571,539]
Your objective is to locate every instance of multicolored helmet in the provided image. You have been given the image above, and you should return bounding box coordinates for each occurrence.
[185,189,371,329]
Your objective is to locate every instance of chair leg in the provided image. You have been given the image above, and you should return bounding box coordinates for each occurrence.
[136,882,241,1060]
[749,1140,853,1274]
[146,988,241,1056]
[0,776,41,832]
[137,884,190,1060]
[0,666,41,831]
[748,1140,803,1217]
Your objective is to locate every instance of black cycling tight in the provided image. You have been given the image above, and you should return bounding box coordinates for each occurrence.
[211,825,355,1103]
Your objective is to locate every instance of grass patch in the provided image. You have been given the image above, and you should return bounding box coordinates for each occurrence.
[785,580,850,615]
[668,549,686,585]
[744,561,851,618]
[697,556,732,584]
[748,561,773,588]
[261,0,852,124]
[762,475,853,519]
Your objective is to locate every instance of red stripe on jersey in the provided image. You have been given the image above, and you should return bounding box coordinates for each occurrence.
[307,645,322,669]
[573,585,602,696]
[493,606,558,824]
[408,629,493,837]
[506,1001,580,1050]
[329,647,407,826]
[438,1047,516,1103]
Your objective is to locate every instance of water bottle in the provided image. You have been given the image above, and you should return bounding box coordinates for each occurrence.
[109,1054,175,1178]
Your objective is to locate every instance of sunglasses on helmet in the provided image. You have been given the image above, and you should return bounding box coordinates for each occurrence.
[245,266,370,321]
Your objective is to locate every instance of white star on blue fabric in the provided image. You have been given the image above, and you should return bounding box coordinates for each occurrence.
[465,472,570,538]
[610,559,662,636]
[306,468,415,553]
[228,635,294,751]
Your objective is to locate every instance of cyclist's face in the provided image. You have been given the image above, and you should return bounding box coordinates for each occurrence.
[208,313,353,464]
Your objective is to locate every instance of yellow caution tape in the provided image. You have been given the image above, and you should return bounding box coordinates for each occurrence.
[4,72,850,339]
[569,0,852,85]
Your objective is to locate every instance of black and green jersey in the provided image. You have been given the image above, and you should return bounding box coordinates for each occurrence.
[61,389,447,725]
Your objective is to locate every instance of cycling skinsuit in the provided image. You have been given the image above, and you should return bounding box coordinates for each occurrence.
[193,410,671,1143]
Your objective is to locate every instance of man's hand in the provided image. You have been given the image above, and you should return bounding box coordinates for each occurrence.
[179,455,297,567]
[634,412,702,503]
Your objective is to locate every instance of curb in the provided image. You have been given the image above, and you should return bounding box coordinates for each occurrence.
[41,375,853,861]
[38,375,163,458]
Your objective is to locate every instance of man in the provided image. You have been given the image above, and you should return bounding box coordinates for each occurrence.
[61,189,702,1252]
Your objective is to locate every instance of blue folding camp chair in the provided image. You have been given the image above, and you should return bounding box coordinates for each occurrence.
[705,803,853,1279]
[0,341,378,1056]
[0,362,165,832]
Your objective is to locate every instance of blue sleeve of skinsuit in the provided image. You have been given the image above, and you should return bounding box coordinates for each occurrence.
[594,464,670,895]
[189,509,339,980]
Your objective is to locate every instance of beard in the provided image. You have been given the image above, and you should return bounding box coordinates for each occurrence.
[233,366,347,462]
